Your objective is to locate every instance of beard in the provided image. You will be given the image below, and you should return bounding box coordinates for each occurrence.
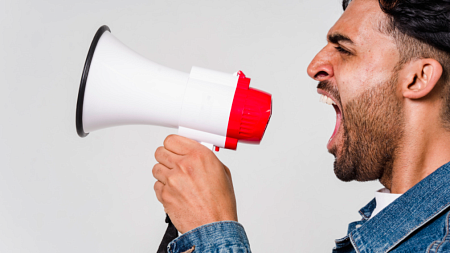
[318,74,404,184]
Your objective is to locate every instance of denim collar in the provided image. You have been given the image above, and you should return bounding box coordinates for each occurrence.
[350,161,450,253]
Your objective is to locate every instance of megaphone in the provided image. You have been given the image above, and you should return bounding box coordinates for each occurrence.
[76,25,272,150]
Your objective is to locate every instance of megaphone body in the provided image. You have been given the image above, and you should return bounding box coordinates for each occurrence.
[76,26,272,150]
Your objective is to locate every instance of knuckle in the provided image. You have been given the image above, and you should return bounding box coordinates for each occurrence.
[178,156,187,167]
[184,166,195,176]
[178,157,191,172]
[165,154,174,166]
[190,150,202,160]
[170,175,186,192]
[165,175,172,187]
[178,163,194,177]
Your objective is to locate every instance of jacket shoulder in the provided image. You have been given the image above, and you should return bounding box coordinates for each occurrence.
[390,209,450,253]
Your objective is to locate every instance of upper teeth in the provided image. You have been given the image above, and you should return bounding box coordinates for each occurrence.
[320,94,336,105]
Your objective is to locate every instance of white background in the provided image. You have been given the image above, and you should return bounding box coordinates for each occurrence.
[0,0,382,252]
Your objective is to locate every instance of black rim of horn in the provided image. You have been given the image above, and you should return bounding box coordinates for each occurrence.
[76,25,111,137]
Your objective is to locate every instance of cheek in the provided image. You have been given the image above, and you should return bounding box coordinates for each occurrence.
[335,58,394,103]
[361,47,399,84]
[335,63,372,102]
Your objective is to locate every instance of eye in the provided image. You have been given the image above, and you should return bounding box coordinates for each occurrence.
[335,46,351,55]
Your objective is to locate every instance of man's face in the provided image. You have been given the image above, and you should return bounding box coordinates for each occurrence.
[307,0,404,183]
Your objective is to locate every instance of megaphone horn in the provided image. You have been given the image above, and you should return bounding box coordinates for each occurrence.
[76,25,272,151]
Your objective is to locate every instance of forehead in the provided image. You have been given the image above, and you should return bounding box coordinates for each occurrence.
[329,0,389,44]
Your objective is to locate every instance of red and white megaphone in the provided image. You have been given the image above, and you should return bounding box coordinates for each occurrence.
[76,25,272,150]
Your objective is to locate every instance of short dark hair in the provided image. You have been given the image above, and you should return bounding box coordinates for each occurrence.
[343,0,450,129]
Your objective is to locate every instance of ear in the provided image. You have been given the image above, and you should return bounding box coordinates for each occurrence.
[401,58,443,99]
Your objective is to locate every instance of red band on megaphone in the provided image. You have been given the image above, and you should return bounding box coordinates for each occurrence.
[225,71,272,150]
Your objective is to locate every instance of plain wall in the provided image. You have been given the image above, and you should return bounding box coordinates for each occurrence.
[0,0,382,252]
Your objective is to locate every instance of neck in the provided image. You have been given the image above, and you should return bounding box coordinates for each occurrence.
[380,102,450,194]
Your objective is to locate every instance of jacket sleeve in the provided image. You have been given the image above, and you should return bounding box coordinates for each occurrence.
[167,221,251,253]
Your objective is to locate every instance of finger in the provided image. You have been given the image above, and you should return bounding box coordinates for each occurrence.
[153,180,164,203]
[152,163,171,185]
[164,134,203,155]
[154,146,179,169]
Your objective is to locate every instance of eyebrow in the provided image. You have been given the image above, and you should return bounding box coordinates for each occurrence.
[328,33,354,45]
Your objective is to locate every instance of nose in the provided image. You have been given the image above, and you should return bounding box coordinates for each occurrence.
[307,47,334,82]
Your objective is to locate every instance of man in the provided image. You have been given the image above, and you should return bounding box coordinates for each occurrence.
[152,0,450,252]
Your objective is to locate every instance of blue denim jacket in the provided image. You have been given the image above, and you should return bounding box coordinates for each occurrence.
[168,161,450,253]
[168,221,250,252]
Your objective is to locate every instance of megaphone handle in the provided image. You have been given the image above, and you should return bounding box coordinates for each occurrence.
[177,127,219,151]
[200,142,215,151]
[157,214,178,253]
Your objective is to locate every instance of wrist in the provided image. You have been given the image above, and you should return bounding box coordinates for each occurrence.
[168,221,251,253]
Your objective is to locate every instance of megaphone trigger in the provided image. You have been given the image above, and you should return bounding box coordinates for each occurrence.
[200,142,215,151]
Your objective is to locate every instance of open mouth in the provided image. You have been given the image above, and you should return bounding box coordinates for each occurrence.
[318,90,342,149]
